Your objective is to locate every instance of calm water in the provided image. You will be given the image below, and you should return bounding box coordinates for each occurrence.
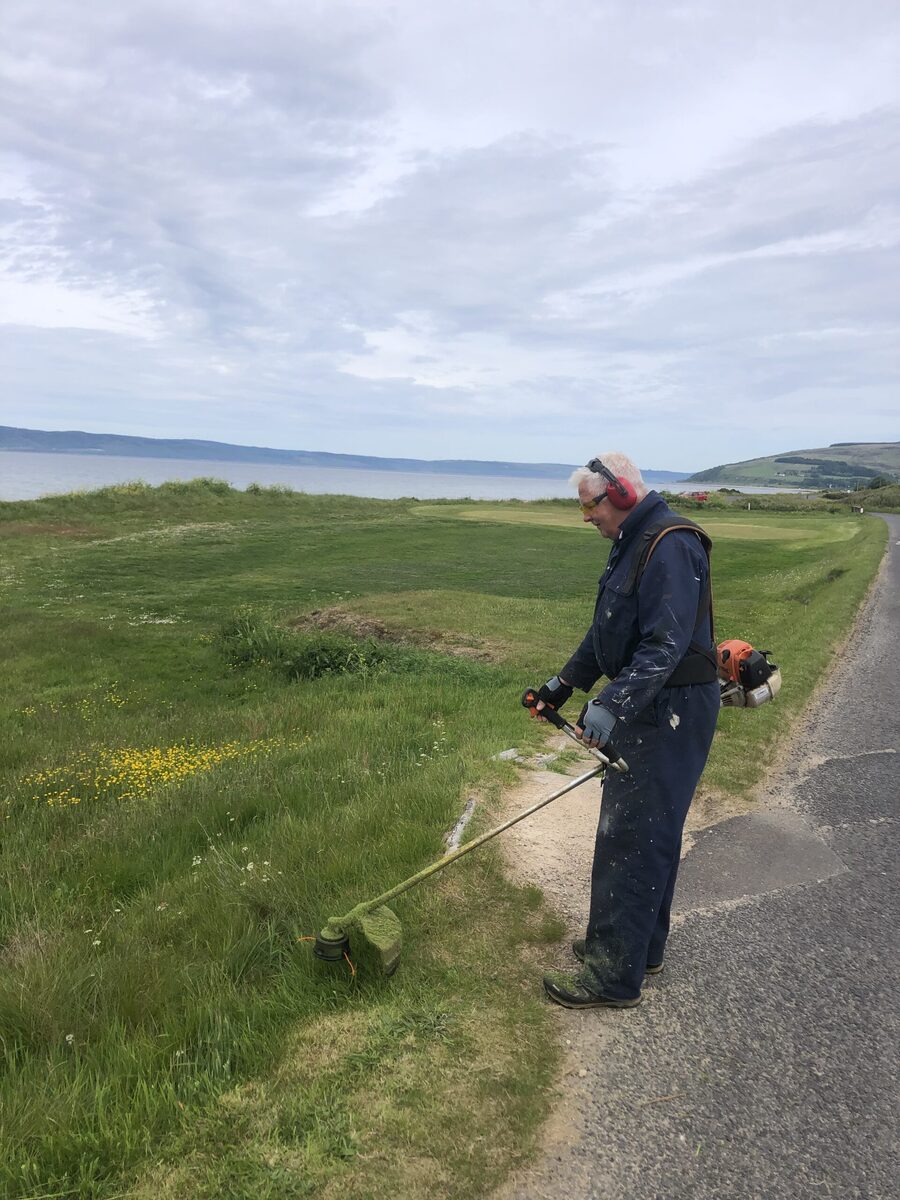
[0,450,804,502]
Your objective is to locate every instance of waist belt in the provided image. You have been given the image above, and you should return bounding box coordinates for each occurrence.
[664,644,718,687]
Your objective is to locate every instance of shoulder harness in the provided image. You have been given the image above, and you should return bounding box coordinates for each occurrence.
[622,514,717,687]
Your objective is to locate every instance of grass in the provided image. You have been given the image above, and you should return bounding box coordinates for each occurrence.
[0,480,888,1198]
[848,482,900,512]
[414,503,862,543]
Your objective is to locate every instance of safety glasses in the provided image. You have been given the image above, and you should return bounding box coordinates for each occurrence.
[579,491,608,516]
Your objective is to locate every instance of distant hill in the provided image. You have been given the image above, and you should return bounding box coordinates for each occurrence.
[688,442,900,488]
[0,426,686,483]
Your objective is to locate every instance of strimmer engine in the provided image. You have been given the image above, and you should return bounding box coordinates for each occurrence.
[717,640,782,708]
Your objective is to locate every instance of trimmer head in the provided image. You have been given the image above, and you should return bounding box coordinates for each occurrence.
[312,928,350,963]
[314,904,403,976]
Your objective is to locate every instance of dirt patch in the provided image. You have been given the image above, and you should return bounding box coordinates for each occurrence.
[499,744,600,932]
[0,521,96,538]
[294,608,405,642]
[498,737,754,934]
[293,605,499,661]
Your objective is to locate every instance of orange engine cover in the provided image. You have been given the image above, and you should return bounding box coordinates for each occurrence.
[717,639,754,684]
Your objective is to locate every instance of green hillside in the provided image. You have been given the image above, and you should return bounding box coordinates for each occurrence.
[688,442,900,488]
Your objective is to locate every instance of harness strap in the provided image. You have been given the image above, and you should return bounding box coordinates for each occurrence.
[625,517,717,686]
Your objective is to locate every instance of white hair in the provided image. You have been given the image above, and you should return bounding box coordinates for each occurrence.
[569,452,648,499]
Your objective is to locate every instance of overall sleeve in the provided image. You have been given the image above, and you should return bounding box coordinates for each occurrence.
[561,627,603,692]
[596,533,707,724]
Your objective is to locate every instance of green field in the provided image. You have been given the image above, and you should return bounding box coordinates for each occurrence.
[414,503,862,544]
[0,481,887,1198]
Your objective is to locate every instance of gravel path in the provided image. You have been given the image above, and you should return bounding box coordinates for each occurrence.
[500,513,899,1200]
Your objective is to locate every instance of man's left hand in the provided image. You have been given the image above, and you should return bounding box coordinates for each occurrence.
[576,700,617,749]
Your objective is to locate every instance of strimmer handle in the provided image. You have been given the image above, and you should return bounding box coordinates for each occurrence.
[521,688,568,731]
[521,689,628,773]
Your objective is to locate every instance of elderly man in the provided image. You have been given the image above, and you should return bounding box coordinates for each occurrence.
[535,452,719,1009]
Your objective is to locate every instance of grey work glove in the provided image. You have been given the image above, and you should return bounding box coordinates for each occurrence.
[576,699,617,749]
[535,675,574,711]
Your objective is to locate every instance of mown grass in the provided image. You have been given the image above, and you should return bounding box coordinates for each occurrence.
[414,503,861,542]
[0,480,887,1198]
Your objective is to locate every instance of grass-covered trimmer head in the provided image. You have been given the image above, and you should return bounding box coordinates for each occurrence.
[311,690,628,977]
[314,905,403,975]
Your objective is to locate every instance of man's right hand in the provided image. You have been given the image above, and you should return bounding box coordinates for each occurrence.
[534,675,574,719]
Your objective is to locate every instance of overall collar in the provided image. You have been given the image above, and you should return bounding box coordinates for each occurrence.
[613,490,668,546]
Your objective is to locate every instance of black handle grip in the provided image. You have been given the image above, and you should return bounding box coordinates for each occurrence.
[599,737,624,765]
[521,688,568,728]
[524,697,568,730]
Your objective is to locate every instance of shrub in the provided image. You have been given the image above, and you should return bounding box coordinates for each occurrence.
[157,477,235,496]
[245,482,296,497]
[218,610,493,682]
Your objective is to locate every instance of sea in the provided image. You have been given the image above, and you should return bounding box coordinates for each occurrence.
[0,450,805,503]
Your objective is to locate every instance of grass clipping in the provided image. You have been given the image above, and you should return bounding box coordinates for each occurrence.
[327,904,403,975]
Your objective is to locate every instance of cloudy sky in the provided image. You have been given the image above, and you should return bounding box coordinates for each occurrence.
[1,1,898,471]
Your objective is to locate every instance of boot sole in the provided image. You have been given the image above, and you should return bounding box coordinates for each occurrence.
[545,987,642,1010]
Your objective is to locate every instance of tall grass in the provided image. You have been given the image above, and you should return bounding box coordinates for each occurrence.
[218,608,493,682]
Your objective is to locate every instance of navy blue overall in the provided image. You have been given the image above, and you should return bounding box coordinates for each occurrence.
[561,491,719,1001]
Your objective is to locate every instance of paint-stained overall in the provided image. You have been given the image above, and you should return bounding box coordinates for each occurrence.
[562,491,719,1000]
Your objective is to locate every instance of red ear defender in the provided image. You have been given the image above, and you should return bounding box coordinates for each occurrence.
[605,477,637,509]
[585,458,638,510]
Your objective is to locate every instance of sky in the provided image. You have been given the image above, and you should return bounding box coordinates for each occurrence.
[1,1,898,472]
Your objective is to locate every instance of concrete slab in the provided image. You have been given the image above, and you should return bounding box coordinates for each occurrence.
[676,810,846,911]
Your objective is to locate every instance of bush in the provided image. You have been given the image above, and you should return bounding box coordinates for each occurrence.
[844,483,900,512]
[245,482,296,497]
[281,631,392,679]
[218,610,492,682]
[157,477,235,496]
[219,611,394,677]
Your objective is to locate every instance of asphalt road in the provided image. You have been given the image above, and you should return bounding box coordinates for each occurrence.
[505,513,899,1200]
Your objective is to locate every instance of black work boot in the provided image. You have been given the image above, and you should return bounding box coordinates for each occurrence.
[572,938,664,975]
[543,971,641,1010]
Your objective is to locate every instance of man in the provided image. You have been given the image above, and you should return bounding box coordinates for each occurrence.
[535,452,719,1009]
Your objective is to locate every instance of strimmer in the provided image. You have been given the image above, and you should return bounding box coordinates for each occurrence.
[311,696,628,976]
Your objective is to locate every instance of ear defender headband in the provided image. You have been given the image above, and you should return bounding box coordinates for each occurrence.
[585,457,638,511]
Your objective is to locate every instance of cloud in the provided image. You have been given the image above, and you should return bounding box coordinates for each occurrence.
[1,1,899,469]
